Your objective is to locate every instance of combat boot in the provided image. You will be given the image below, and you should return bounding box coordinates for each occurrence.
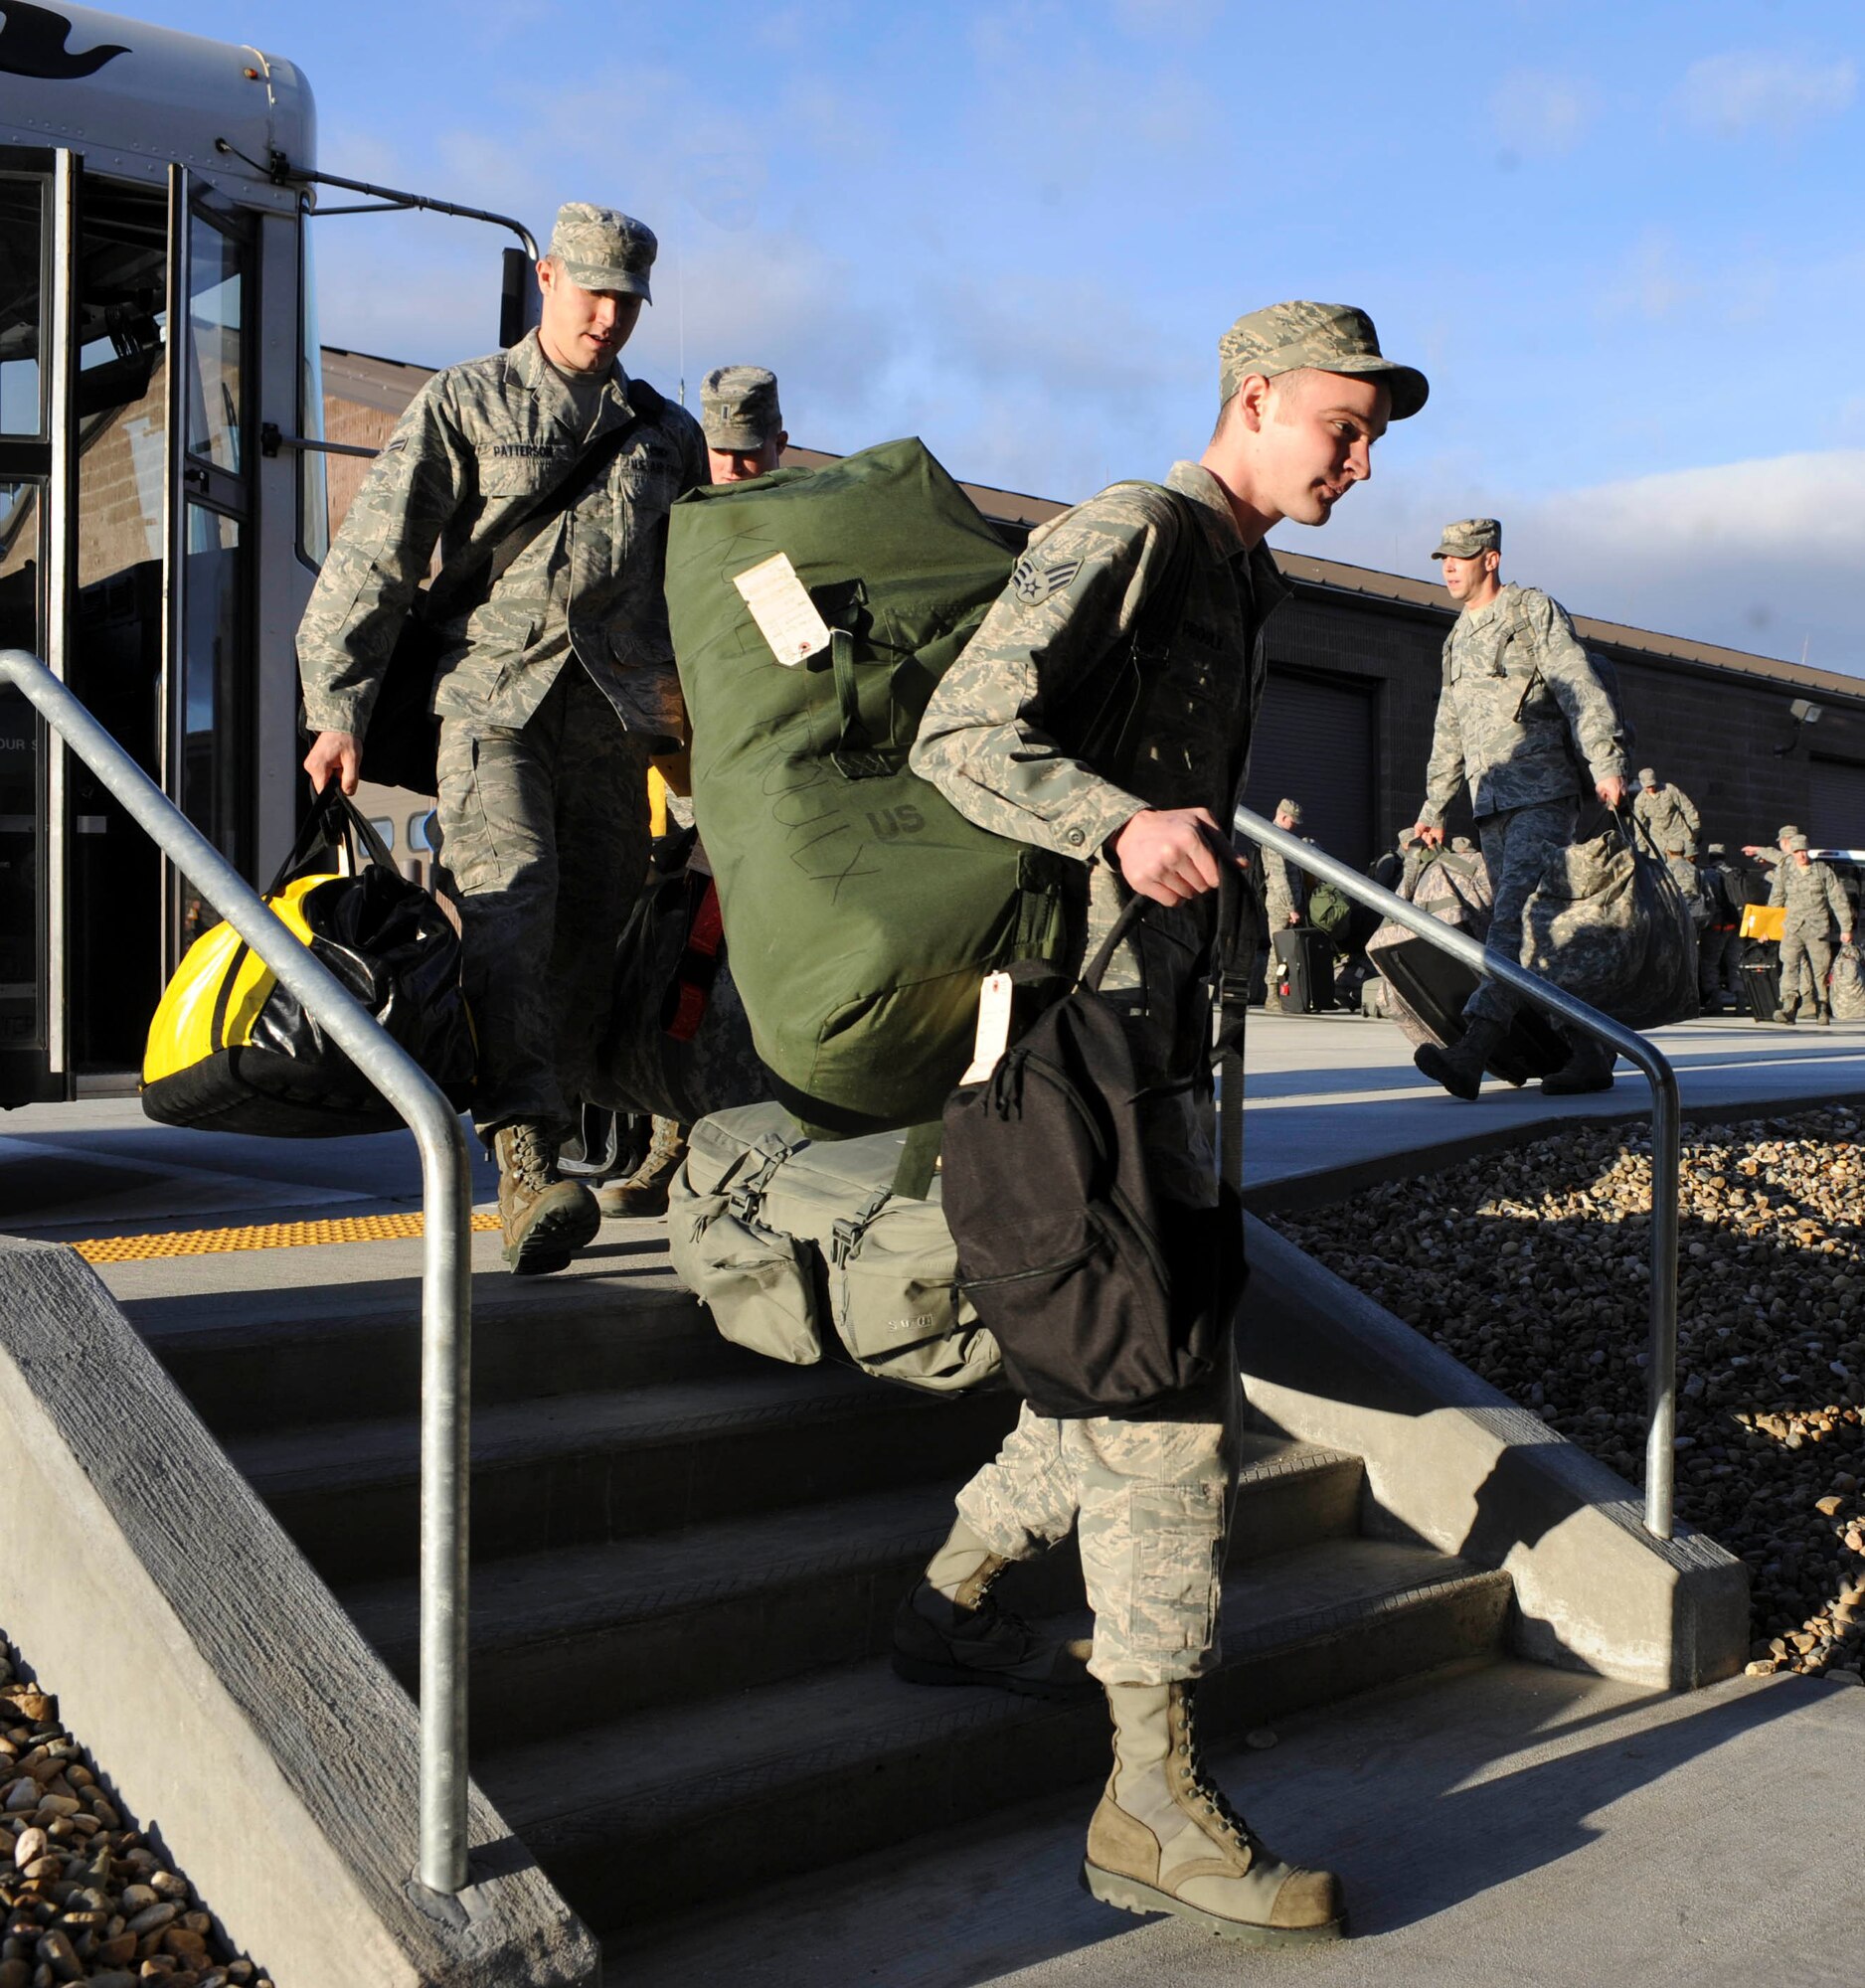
[594,1116,689,1220]
[1774,1003,1798,1025]
[494,1121,600,1276]
[1413,1016,1507,1101]
[1083,1681,1347,1946]
[1542,1033,1615,1095]
[1818,1004,1833,1027]
[892,1521,1095,1701]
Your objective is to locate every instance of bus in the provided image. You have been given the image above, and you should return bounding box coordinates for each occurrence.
[0,4,530,1107]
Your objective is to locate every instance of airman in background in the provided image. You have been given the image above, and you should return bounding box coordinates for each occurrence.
[1632,766,1703,901]
[598,366,792,1224]
[1406,517,1631,1100]
[298,201,708,1274]
[1258,796,1308,1013]
[1770,833,1852,1025]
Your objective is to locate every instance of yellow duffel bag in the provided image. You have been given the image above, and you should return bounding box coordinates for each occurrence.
[142,787,475,1137]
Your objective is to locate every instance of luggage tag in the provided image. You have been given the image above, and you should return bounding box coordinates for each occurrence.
[959,971,1015,1084]
[733,552,831,666]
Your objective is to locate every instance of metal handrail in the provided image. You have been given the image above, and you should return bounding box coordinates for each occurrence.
[1236,806,1681,1541]
[0,650,473,1895]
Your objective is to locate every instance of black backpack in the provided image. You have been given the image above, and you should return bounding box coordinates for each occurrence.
[938,841,1247,1418]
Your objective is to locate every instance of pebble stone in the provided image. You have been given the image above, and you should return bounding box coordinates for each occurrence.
[0,1637,274,1988]
[1272,1105,1865,1683]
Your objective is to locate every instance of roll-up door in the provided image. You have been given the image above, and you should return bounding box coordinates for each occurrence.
[1808,756,1865,850]
[1241,668,1377,870]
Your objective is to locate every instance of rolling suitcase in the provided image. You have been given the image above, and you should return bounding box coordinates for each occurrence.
[1272,925,1335,1013]
[1371,930,1569,1085]
[1741,952,1782,1023]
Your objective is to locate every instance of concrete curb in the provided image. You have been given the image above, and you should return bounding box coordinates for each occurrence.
[0,1237,599,1988]
[1238,1216,1750,1690]
[1243,1082,1865,1217]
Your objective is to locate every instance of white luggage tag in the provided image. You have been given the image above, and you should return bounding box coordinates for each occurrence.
[732,552,832,666]
[959,971,1015,1084]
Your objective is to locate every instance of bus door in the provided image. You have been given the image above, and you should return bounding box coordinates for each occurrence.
[0,148,258,1105]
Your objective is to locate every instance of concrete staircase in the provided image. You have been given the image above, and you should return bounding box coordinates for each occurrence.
[125,1235,1514,1942]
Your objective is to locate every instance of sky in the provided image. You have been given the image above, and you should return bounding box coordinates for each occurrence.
[120,0,1865,672]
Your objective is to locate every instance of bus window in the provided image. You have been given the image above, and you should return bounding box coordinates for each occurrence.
[369,816,395,850]
[0,176,45,437]
[180,504,245,867]
[186,207,246,476]
[407,810,435,852]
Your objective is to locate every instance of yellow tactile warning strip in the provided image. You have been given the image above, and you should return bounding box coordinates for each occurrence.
[71,1210,504,1262]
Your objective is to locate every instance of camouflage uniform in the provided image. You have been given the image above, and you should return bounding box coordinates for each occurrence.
[1418,563,1630,1028]
[913,461,1287,1683]
[1633,774,1703,903]
[1632,778,1701,861]
[1770,844,1851,1014]
[298,282,707,1134]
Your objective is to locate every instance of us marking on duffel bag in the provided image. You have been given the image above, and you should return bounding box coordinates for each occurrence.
[667,1102,1000,1396]
[141,787,475,1136]
[665,437,1066,1137]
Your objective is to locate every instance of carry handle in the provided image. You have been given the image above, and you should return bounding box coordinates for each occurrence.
[1079,818,1247,994]
[269,784,399,897]
[828,628,891,780]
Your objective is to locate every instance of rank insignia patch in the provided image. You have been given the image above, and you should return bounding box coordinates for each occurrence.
[1012,556,1083,604]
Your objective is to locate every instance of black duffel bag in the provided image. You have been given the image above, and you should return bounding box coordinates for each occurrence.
[938,846,1247,1418]
[141,786,475,1136]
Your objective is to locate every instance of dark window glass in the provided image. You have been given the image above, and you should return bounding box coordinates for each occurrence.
[0,177,44,437]
[186,208,246,476]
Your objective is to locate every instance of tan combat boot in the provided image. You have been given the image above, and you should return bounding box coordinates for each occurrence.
[891,1522,1095,1701]
[494,1121,600,1276]
[594,1116,689,1220]
[1083,1681,1346,1946]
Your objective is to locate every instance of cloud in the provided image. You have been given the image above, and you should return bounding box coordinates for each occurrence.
[1310,450,1865,677]
[1596,229,1699,323]
[1676,51,1858,138]
[1489,68,1595,158]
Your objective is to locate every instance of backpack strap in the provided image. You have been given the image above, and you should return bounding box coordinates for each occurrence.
[1071,488,1201,782]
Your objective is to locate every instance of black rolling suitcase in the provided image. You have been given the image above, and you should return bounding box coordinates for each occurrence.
[1741,951,1781,1023]
[1272,926,1335,1013]
[1372,930,1569,1085]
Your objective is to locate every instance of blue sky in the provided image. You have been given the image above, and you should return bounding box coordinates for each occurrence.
[129,0,1865,670]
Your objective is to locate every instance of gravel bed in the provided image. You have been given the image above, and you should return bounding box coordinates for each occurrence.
[1268,1105,1865,1683]
[0,1632,271,1988]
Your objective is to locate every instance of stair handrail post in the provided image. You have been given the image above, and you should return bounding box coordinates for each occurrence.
[0,648,475,1893]
[1235,806,1680,1541]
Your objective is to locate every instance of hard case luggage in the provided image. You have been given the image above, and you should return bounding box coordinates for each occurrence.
[1368,932,1569,1084]
[1272,925,1334,1013]
[667,1102,999,1396]
[1741,953,1781,1023]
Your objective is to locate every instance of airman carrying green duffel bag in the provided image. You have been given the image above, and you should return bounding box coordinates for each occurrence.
[665,437,1066,1137]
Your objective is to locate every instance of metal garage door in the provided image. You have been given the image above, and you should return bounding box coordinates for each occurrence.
[1241,668,1378,870]
[1808,756,1865,849]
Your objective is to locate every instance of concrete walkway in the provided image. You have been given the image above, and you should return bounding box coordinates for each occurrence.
[5,1008,1862,1243]
[607,1660,1863,1988]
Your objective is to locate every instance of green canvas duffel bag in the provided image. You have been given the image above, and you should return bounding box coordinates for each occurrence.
[665,437,1065,1136]
[667,1103,1000,1396]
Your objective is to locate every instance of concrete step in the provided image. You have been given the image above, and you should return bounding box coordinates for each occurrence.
[339,1435,1365,1743]
[224,1365,1022,1585]
[131,1244,720,1434]
[476,1537,1512,1934]
[599,1664,1859,1988]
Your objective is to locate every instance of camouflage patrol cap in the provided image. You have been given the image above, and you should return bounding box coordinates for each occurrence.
[1785,833,1809,853]
[1433,518,1502,561]
[700,365,782,448]
[1779,824,1801,843]
[1707,843,1727,856]
[549,203,657,300]
[1218,302,1428,419]
[1637,767,1658,787]
[1275,797,1303,823]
